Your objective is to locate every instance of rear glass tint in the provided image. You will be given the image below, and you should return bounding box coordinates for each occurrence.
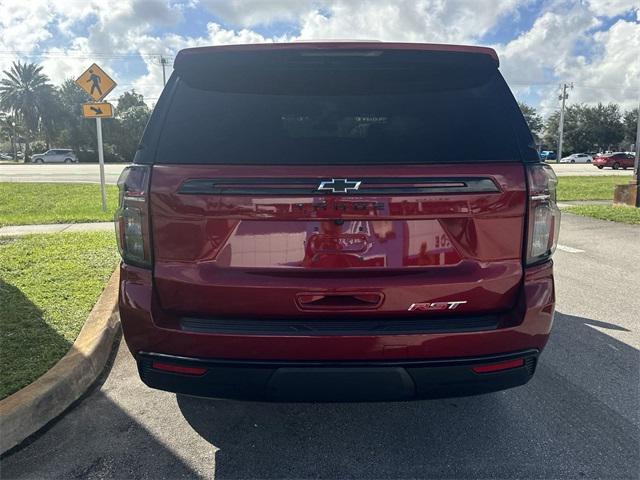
[151,50,536,165]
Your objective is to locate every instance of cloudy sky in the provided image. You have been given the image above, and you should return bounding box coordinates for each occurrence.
[0,0,638,115]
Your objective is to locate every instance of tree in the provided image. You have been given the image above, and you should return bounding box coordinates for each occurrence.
[543,103,624,154]
[116,90,146,112]
[518,102,543,143]
[0,112,17,156]
[56,79,94,153]
[542,110,560,150]
[0,61,55,158]
[562,104,590,153]
[581,103,624,151]
[38,89,66,149]
[106,90,151,161]
[622,108,638,150]
[114,105,150,160]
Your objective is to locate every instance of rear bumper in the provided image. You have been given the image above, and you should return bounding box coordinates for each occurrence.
[138,350,538,401]
[120,260,554,399]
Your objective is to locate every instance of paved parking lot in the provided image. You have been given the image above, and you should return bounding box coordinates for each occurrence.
[2,213,638,479]
[0,162,635,184]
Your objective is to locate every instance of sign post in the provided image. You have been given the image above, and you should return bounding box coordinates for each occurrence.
[96,117,107,211]
[75,64,117,212]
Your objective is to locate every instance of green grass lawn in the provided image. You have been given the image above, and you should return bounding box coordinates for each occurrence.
[0,183,119,227]
[0,232,119,399]
[557,176,632,201]
[564,204,640,225]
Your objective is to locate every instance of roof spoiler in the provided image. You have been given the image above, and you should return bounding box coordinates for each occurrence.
[174,42,500,69]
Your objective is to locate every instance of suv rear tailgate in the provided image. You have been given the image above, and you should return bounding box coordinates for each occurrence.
[150,163,526,318]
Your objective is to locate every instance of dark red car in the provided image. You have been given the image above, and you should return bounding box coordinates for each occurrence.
[593,152,635,170]
[116,42,560,401]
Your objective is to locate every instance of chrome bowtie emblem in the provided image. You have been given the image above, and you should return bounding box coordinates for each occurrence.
[317,178,362,193]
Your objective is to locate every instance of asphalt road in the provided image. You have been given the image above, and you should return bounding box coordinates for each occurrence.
[2,213,639,479]
[0,162,635,184]
[0,163,128,184]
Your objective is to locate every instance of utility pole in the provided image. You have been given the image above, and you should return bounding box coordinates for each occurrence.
[635,101,639,207]
[557,82,573,163]
[160,56,168,87]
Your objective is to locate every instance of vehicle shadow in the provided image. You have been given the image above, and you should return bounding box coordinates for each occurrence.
[1,274,200,478]
[1,310,638,479]
[176,310,639,479]
[1,342,202,479]
[0,278,71,399]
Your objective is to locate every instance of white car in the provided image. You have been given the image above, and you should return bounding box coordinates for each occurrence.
[560,153,592,164]
[31,149,78,163]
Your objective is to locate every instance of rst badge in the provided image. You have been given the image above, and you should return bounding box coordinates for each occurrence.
[408,301,467,311]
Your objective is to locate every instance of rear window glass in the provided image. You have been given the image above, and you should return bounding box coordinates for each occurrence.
[151,50,535,165]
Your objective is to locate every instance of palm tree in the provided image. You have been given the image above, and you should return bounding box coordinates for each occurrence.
[0,112,19,160]
[0,61,54,159]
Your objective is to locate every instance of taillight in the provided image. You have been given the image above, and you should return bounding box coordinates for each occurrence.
[526,164,560,266]
[472,358,525,374]
[151,361,206,376]
[115,165,152,268]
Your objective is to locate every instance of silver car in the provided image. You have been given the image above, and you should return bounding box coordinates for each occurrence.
[31,149,78,163]
[559,153,592,164]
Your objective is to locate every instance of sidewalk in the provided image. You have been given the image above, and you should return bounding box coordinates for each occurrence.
[0,222,114,237]
[557,200,610,208]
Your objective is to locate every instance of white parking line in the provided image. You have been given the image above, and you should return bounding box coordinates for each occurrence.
[557,244,585,253]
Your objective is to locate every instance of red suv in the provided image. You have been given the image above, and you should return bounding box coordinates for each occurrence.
[593,152,635,170]
[116,43,559,401]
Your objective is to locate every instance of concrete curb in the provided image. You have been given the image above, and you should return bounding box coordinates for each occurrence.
[0,269,120,454]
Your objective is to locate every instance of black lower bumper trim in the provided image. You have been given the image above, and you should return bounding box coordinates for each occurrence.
[180,314,500,335]
[137,350,538,402]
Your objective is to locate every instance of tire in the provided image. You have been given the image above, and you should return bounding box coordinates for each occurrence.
[612,162,620,170]
[597,166,604,169]
[64,158,72,163]
[587,160,591,163]
[36,158,44,164]
[571,160,575,163]
[622,166,628,170]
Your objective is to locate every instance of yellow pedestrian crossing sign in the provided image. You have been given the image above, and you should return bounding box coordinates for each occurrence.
[76,63,117,214]
[75,63,117,101]
[82,102,114,118]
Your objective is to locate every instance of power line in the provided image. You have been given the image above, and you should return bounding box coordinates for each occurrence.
[0,50,627,91]
[0,50,171,59]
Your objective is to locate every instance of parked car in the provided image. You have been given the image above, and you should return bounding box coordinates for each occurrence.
[30,149,78,163]
[592,152,635,170]
[116,42,559,401]
[560,153,592,163]
[540,150,556,161]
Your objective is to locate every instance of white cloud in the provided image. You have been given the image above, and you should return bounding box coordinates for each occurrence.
[127,22,275,103]
[495,2,639,115]
[496,5,600,102]
[573,19,640,110]
[0,0,637,116]
[294,0,523,43]
[198,0,318,26]
[39,46,94,86]
[0,0,53,74]
[586,0,638,17]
